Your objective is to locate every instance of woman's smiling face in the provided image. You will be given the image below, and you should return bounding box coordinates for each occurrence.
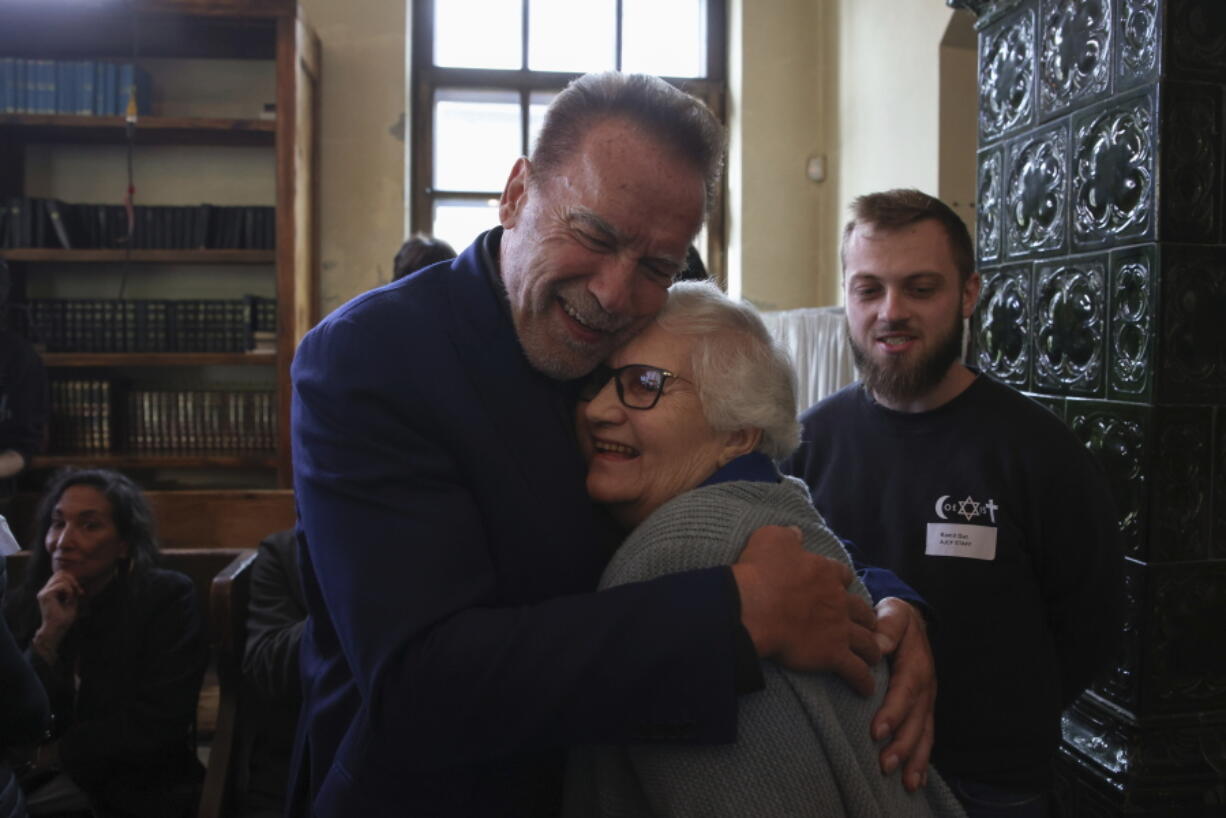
[576,323,739,529]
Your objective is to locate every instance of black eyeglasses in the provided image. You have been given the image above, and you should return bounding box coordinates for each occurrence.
[578,364,688,410]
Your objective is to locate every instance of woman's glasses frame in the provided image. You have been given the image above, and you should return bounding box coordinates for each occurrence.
[578,363,689,411]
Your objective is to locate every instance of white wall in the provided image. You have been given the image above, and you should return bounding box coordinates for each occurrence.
[834,0,957,286]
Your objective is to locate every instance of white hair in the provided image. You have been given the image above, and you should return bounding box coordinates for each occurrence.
[655,281,801,460]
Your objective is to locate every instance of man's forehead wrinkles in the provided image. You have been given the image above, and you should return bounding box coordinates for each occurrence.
[568,206,622,240]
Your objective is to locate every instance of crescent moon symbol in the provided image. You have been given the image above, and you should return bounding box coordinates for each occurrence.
[934,495,949,520]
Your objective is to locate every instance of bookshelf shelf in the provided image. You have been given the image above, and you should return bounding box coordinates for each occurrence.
[42,353,276,367]
[31,453,278,470]
[0,114,276,146]
[3,0,319,489]
[1,249,276,264]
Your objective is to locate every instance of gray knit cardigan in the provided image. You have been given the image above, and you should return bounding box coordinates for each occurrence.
[563,476,966,818]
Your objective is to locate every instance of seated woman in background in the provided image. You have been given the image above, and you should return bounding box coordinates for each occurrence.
[564,282,964,818]
[4,469,207,818]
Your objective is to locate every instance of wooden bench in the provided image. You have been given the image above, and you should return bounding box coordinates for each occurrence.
[4,489,296,551]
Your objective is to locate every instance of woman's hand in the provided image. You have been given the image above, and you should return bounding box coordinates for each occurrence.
[33,571,84,663]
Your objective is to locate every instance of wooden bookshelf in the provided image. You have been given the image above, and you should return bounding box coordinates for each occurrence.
[1,1,320,488]
[0,114,276,146]
[41,353,276,367]
[31,453,278,470]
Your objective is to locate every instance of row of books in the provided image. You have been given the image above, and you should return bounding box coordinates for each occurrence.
[1,197,276,251]
[0,59,152,117]
[49,380,276,454]
[20,297,277,354]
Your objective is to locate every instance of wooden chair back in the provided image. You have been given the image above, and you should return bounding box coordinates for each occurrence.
[198,549,258,818]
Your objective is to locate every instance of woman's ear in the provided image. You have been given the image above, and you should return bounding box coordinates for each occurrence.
[719,427,762,466]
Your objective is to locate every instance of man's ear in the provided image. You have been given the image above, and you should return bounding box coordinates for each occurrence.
[961,270,982,319]
[499,158,532,229]
[719,427,762,467]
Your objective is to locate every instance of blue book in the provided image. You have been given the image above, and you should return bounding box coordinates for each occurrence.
[97,62,115,116]
[38,59,55,114]
[16,59,27,113]
[0,58,13,115]
[93,62,104,115]
[78,61,94,115]
[55,61,69,113]
[117,63,133,116]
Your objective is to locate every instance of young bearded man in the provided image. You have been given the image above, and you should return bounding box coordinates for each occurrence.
[782,188,1122,818]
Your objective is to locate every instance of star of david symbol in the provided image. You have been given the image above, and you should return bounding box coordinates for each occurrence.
[956,495,981,522]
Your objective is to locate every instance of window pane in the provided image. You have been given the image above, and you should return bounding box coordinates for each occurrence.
[434,89,522,193]
[622,0,706,78]
[433,198,501,251]
[434,0,522,69]
[528,0,616,73]
[527,91,558,156]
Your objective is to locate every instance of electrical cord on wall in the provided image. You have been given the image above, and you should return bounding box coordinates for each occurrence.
[118,0,139,300]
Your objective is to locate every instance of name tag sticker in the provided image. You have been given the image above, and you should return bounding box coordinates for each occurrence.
[925,523,997,561]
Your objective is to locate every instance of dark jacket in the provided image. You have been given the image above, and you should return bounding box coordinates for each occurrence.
[289,230,743,817]
[12,567,207,818]
[239,529,305,815]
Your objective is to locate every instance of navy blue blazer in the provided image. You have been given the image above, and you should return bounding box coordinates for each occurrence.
[289,232,741,816]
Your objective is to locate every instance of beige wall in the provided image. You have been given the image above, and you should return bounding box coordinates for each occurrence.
[728,0,835,310]
[301,0,406,317]
[939,12,980,236]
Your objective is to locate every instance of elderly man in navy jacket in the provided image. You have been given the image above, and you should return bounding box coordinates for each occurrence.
[289,72,936,816]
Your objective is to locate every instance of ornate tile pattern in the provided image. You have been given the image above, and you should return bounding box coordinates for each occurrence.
[978,148,1004,264]
[974,264,1031,386]
[1108,246,1155,401]
[979,8,1037,143]
[1006,122,1070,258]
[1151,406,1213,563]
[1068,400,1148,559]
[1072,92,1156,250]
[1040,0,1114,117]
[1159,246,1226,403]
[1168,0,1226,80]
[1161,82,1222,244]
[1033,256,1106,395]
[1116,0,1160,90]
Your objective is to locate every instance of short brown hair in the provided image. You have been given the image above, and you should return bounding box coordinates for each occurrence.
[530,72,725,214]
[841,188,974,281]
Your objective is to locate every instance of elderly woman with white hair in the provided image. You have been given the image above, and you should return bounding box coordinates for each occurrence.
[565,281,964,818]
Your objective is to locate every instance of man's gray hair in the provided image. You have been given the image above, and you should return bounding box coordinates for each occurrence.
[656,282,801,460]
[531,72,725,213]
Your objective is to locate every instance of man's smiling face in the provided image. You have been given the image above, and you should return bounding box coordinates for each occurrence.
[497,117,706,380]
[843,218,980,412]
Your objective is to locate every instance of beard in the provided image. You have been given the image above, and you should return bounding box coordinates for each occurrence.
[510,279,644,381]
[848,310,965,407]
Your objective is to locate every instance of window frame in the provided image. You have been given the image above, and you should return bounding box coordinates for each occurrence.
[408,0,728,285]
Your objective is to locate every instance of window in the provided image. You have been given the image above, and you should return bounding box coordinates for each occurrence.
[409,0,727,283]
